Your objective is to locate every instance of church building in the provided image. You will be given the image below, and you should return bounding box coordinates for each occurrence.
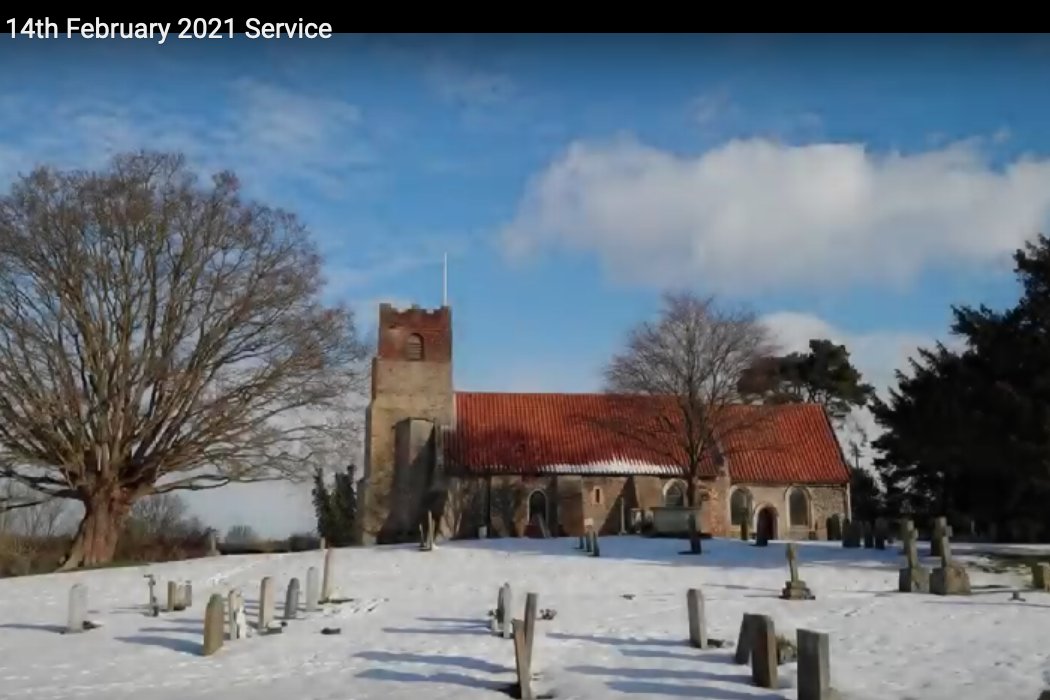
[354,303,851,545]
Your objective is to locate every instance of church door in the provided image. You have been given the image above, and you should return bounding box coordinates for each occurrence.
[756,506,778,541]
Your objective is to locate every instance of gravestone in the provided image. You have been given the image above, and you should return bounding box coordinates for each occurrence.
[174,584,187,611]
[284,578,300,620]
[842,520,860,548]
[583,528,593,553]
[496,583,513,638]
[259,577,275,630]
[305,566,320,612]
[686,588,707,649]
[1032,563,1050,591]
[523,592,539,669]
[874,518,888,550]
[321,548,333,603]
[780,543,815,600]
[577,534,585,550]
[929,516,947,558]
[862,522,874,548]
[797,628,834,700]
[750,614,778,689]
[202,594,224,655]
[687,514,702,554]
[66,583,87,634]
[167,581,178,612]
[205,530,220,556]
[898,526,930,593]
[734,613,757,664]
[512,619,534,700]
[929,534,971,595]
[184,582,193,608]
[591,530,601,557]
[825,514,842,541]
[899,518,915,554]
[227,590,249,640]
[741,517,751,542]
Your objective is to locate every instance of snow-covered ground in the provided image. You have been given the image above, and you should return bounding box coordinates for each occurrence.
[0,536,1047,700]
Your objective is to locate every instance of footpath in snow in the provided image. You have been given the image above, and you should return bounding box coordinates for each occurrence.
[0,536,1047,700]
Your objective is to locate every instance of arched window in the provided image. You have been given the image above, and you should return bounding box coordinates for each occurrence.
[406,333,424,361]
[730,488,752,526]
[663,482,686,507]
[788,488,810,527]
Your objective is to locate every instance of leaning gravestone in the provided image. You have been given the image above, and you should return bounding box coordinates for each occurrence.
[284,578,301,620]
[750,614,778,689]
[929,534,971,596]
[734,613,758,664]
[898,526,930,593]
[65,583,87,634]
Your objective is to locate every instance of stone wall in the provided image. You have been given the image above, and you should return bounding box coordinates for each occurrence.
[725,483,848,540]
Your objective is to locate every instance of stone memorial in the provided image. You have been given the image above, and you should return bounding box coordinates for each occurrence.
[750,614,778,689]
[167,581,178,612]
[780,543,815,600]
[305,567,320,612]
[686,588,707,649]
[321,548,333,604]
[284,578,300,620]
[65,583,87,634]
[1032,562,1050,591]
[498,583,513,639]
[734,613,757,664]
[929,516,947,558]
[797,628,835,700]
[258,576,275,630]
[898,526,930,593]
[929,534,971,596]
[202,594,224,655]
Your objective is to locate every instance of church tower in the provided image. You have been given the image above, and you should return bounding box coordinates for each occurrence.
[354,303,454,544]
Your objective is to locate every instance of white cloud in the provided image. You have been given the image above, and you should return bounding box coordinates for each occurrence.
[502,136,1050,294]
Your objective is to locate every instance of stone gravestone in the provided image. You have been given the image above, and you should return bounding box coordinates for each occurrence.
[577,533,585,550]
[780,543,815,600]
[205,529,220,556]
[741,517,751,542]
[497,583,513,639]
[144,574,159,616]
[258,576,275,631]
[841,520,860,548]
[929,534,971,596]
[590,530,601,557]
[512,619,534,700]
[284,578,300,620]
[862,522,874,548]
[321,548,333,604]
[523,592,539,669]
[797,628,834,700]
[227,590,247,640]
[734,613,757,664]
[750,614,778,689]
[305,567,320,612]
[929,516,947,558]
[1032,563,1050,592]
[898,526,930,593]
[899,518,915,554]
[183,582,193,609]
[825,514,841,541]
[686,588,707,649]
[65,583,87,634]
[874,518,888,550]
[202,594,225,655]
[583,528,593,553]
[686,514,702,555]
[167,581,178,612]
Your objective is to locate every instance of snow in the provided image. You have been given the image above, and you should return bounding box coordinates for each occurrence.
[1,537,1047,700]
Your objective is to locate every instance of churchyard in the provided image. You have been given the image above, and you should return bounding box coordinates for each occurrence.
[0,532,1048,700]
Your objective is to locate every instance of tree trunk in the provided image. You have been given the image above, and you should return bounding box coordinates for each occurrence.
[57,490,133,571]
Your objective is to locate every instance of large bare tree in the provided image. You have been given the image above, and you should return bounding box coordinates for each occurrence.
[601,292,780,505]
[0,151,368,569]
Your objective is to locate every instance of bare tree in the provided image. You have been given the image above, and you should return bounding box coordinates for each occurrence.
[225,524,258,544]
[601,292,780,505]
[0,151,369,569]
[126,492,189,540]
[0,479,68,538]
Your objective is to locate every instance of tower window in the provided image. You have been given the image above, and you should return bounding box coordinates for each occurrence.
[593,487,603,504]
[406,333,424,361]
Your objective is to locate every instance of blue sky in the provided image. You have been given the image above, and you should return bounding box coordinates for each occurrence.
[2,33,1049,535]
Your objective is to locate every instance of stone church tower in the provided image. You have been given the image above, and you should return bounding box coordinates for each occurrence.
[353,303,454,545]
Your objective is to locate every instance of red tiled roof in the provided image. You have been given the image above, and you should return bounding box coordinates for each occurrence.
[446,392,850,484]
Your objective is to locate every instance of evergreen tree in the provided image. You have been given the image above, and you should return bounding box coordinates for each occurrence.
[311,467,335,541]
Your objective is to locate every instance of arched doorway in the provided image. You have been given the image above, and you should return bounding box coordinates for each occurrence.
[526,489,549,537]
[756,506,778,541]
